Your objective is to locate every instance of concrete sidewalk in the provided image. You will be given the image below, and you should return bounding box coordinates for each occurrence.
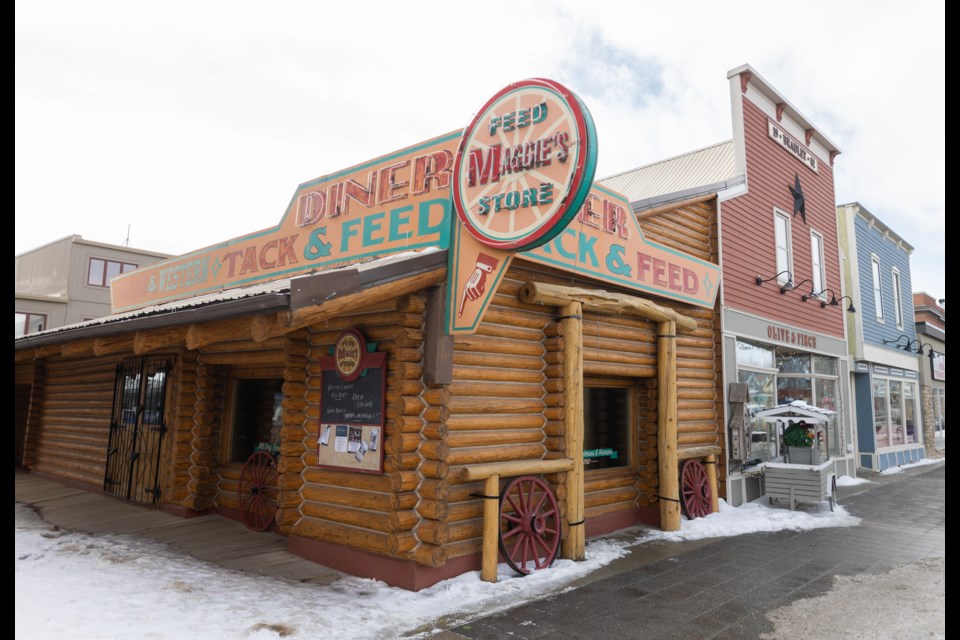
[16,461,945,640]
[425,462,946,639]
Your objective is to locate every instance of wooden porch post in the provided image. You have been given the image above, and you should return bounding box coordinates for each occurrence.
[560,301,585,561]
[658,319,681,531]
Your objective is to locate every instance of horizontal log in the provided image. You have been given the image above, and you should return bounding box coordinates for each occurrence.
[287,269,446,331]
[448,397,544,415]
[418,439,449,461]
[677,445,723,460]
[300,501,417,534]
[419,460,449,479]
[453,350,544,370]
[447,443,549,467]
[417,478,449,501]
[407,542,448,568]
[447,429,543,449]
[92,334,135,356]
[415,519,449,546]
[446,414,545,431]
[457,458,574,481]
[519,281,698,333]
[416,499,448,520]
[294,519,405,557]
[451,365,544,384]
[301,484,402,511]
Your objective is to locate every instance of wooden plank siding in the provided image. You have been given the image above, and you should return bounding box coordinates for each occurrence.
[721,99,844,339]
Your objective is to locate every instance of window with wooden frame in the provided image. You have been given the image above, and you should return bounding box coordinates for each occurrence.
[582,378,638,471]
[223,377,284,464]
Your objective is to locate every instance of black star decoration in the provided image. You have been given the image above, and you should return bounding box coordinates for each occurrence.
[788,173,806,223]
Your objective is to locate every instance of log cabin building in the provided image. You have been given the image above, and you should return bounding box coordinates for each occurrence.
[14,71,816,590]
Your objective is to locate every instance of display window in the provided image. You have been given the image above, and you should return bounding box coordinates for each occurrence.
[582,379,635,471]
[225,378,284,463]
[736,340,843,462]
[871,376,920,449]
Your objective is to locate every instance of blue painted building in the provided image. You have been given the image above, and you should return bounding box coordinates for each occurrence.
[837,203,925,470]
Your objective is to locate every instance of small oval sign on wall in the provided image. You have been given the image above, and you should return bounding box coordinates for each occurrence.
[334,329,366,381]
[452,78,598,251]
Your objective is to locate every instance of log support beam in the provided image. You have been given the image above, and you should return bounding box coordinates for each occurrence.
[456,458,574,583]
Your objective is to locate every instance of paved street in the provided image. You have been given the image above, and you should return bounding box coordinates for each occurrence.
[424,463,945,640]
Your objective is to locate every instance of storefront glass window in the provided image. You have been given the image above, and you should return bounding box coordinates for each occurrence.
[229,378,284,463]
[736,341,775,369]
[813,356,838,376]
[889,380,904,445]
[815,378,838,413]
[904,382,918,444]
[583,384,632,471]
[873,379,889,446]
[777,376,812,405]
[776,349,812,374]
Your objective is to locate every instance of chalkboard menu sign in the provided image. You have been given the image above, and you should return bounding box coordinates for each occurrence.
[317,329,386,474]
[321,369,383,425]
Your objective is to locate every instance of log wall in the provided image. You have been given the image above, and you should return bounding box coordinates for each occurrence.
[29,354,124,487]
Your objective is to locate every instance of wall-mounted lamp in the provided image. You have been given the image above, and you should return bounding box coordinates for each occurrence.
[818,289,856,312]
[908,340,940,359]
[802,287,826,303]
[755,270,793,287]
[881,335,912,349]
[783,278,812,295]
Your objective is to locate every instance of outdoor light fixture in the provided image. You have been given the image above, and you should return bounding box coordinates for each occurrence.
[918,343,940,359]
[784,278,812,295]
[755,270,793,287]
[882,335,912,349]
[905,340,940,358]
[818,290,856,312]
[802,287,827,303]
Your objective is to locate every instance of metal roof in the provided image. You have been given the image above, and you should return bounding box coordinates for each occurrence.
[598,140,735,204]
[14,248,445,349]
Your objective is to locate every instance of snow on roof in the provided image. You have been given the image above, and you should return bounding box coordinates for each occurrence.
[754,400,836,422]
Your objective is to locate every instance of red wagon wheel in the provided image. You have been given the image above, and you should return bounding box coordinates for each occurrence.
[680,459,712,519]
[238,451,279,532]
[498,475,561,576]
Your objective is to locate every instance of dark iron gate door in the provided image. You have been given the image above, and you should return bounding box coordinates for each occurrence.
[104,358,170,504]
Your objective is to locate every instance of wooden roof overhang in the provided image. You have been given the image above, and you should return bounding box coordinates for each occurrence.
[14,250,447,361]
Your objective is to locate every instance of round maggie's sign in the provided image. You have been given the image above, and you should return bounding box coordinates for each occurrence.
[452,78,597,251]
[334,329,365,381]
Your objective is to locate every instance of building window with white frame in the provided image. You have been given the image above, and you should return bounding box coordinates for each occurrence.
[774,209,793,284]
[872,376,920,447]
[810,230,825,296]
[871,256,884,321]
[891,268,904,330]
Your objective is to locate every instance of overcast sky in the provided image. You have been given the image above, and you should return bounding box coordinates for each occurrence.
[15,0,944,301]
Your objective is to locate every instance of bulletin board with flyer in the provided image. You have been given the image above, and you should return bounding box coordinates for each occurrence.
[317,329,386,474]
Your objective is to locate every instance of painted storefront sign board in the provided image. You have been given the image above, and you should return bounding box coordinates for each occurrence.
[112,78,721,334]
[768,121,818,173]
[111,132,461,313]
[447,78,598,333]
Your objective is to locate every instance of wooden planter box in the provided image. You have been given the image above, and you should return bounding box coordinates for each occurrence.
[764,459,837,511]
